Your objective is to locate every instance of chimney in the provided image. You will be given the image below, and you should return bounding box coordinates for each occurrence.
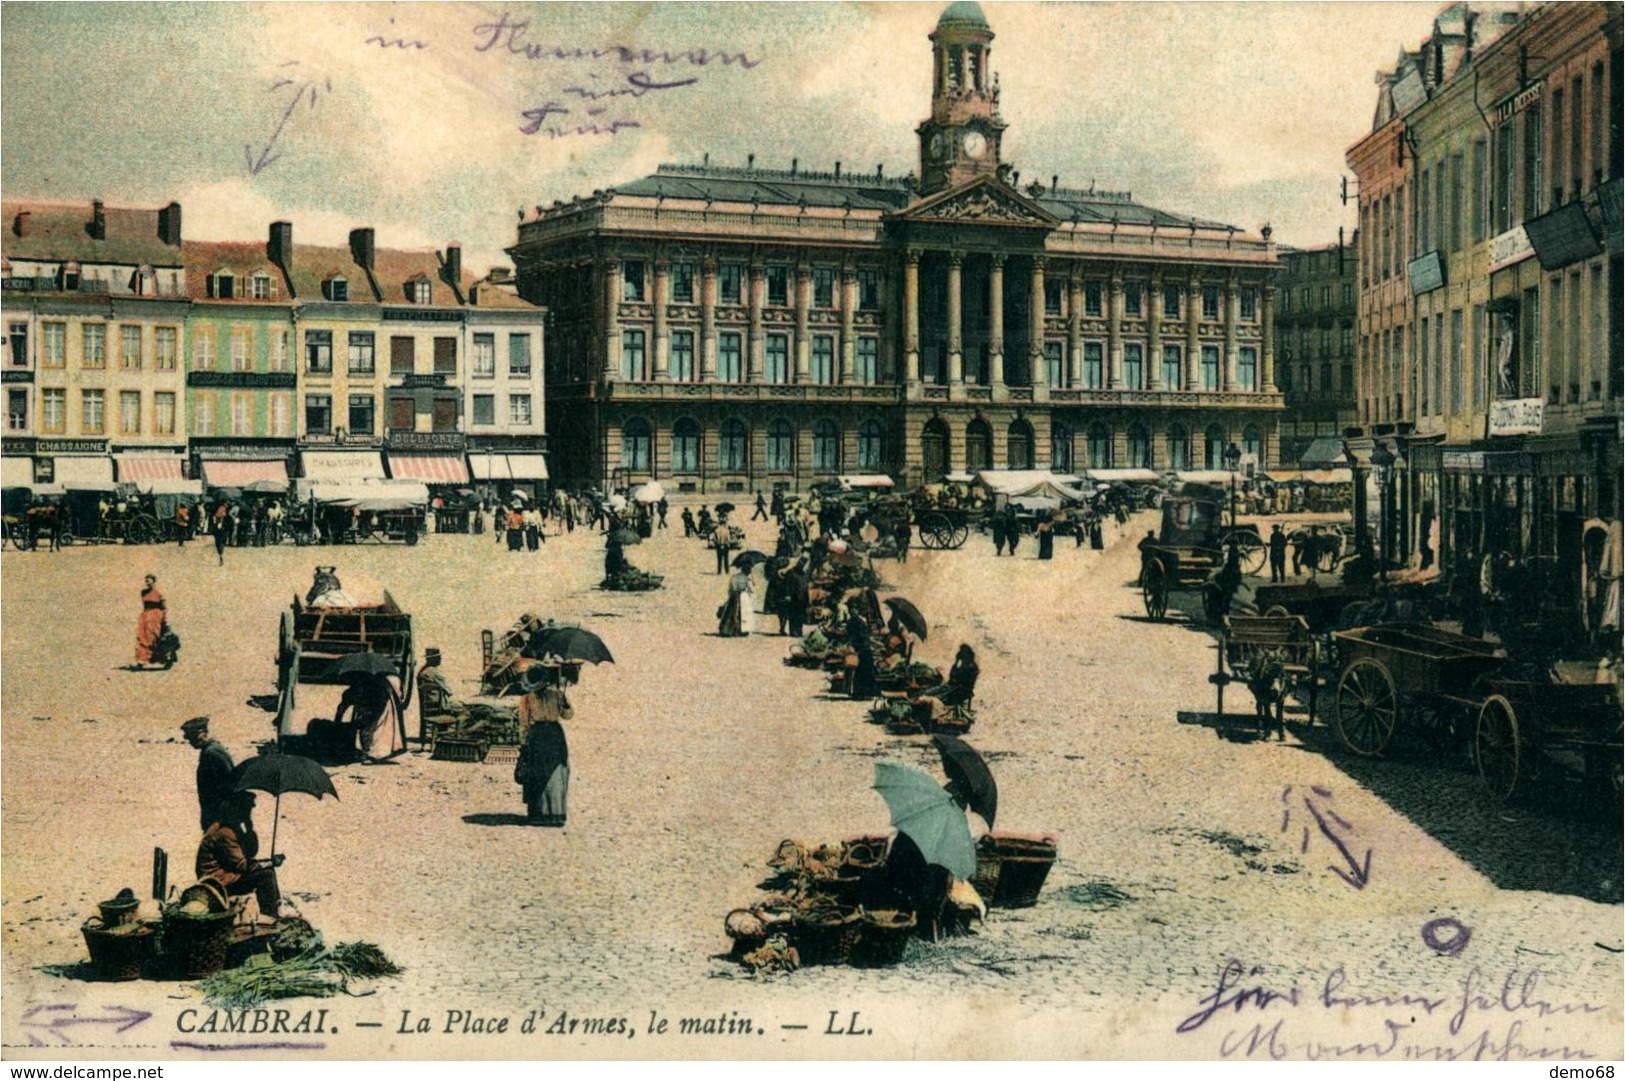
[158,202,182,246]
[443,243,462,287]
[90,200,106,240]
[790,158,798,176]
[835,161,842,179]
[877,164,884,179]
[13,210,30,238]
[267,220,293,269]
[348,227,376,271]
[747,153,755,170]
[1051,175,1058,193]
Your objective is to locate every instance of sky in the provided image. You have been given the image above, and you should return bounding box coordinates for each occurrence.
[1,1,1447,272]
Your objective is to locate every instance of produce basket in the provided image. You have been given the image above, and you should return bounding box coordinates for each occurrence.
[970,831,1058,909]
[484,745,521,767]
[790,908,862,966]
[160,908,236,978]
[850,909,916,968]
[431,738,487,763]
[840,833,891,872]
[82,920,159,981]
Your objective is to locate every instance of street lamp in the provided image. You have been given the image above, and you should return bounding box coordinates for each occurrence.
[1370,440,1396,582]
[1223,441,1242,527]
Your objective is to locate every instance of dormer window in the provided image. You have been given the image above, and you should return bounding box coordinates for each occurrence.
[209,269,236,299]
[132,265,156,296]
[409,278,432,305]
[324,274,349,302]
[251,272,277,300]
[60,262,80,291]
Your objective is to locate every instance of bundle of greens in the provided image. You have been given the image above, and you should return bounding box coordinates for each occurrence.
[196,939,402,1009]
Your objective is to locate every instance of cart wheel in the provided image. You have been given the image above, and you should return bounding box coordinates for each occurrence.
[279,610,295,662]
[949,523,969,549]
[1142,561,1169,621]
[1229,534,1266,576]
[1474,694,1520,801]
[59,530,74,547]
[126,516,157,545]
[1263,605,1292,619]
[1334,657,1398,756]
[920,513,952,550]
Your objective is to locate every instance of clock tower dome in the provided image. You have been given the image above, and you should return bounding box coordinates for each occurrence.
[917,2,1007,194]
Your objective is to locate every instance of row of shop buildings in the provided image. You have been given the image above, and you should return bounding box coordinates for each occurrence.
[1345,0,1622,641]
[1,202,549,498]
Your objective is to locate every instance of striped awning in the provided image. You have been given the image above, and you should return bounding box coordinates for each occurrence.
[201,458,289,488]
[469,453,549,481]
[388,453,470,486]
[115,454,185,484]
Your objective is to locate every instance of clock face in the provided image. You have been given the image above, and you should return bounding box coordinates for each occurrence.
[928,133,947,161]
[962,131,988,159]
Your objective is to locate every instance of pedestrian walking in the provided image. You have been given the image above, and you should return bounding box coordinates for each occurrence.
[770,489,785,524]
[681,507,696,538]
[1268,523,1288,583]
[657,497,669,530]
[524,507,541,551]
[1137,529,1157,586]
[134,574,175,669]
[1005,507,1022,556]
[182,716,237,832]
[718,567,754,637]
[712,519,733,575]
[213,509,229,566]
[894,517,911,563]
[175,503,190,546]
[992,509,1007,556]
[1036,515,1055,560]
[506,506,525,552]
[516,664,572,827]
[752,491,769,521]
[696,506,714,538]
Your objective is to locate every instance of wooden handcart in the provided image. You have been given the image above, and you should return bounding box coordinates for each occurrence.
[1329,623,1504,757]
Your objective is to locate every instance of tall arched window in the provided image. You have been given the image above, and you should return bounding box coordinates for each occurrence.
[720,418,748,473]
[965,418,992,472]
[921,418,949,483]
[1087,423,1112,469]
[1167,426,1190,471]
[1204,424,1227,470]
[671,417,700,473]
[857,419,884,471]
[622,416,651,472]
[1242,424,1263,468]
[812,419,840,473]
[1051,421,1073,474]
[766,418,795,472]
[1127,423,1151,469]
[1007,419,1035,470]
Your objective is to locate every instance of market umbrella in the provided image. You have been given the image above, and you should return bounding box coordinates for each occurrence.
[931,734,997,828]
[607,527,641,547]
[244,479,288,495]
[632,481,666,504]
[884,597,928,641]
[713,502,736,514]
[871,762,975,879]
[329,651,396,683]
[527,625,615,665]
[733,549,769,570]
[232,751,339,865]
[606,494,628,511]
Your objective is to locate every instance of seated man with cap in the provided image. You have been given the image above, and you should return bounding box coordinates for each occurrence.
[195,792,282,921]
[418,646,518,739]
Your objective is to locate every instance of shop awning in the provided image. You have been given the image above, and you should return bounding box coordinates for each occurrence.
[115,454,185,485]
[1083,468,1161,484]
[388,453,471,486]
[975,470,1083,497]
[52,456,116,489]
[469,453,549,481]
[838,474,895,490]
[300,450,386,484]
[1299,436,1349,469]
[200,458,289,489]
[2,457,34,488]
[295,480,430,506]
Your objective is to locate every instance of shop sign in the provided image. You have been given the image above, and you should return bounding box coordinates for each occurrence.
[36,438,107,454]
[1442,451,1484,473]
[1489,397,1543,436]
[1488,226,1534,273]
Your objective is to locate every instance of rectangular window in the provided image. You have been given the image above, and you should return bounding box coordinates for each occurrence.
[231,327,253,372]
[1162,344,1182,389]
[1045,279,1065,316]
[347,332,375,375]
[621,329,645,381]
[508,393,532,426]
[718,331,743,382]
[508,334,531,376]
[1592,62,1606,187]
[671,330,696,381]
[7,389,25,431]
[1238,346,1257,391]
[83,324,106,369]
[1448,152,1464,252]
[1419,169,1431,253]
[1432,318,1443,417]
[473,395,495,425]
[1123,342,1143,389]
[41,388,65,433]
[305,394,331,436]
[719,264,743,305]
[1419,317,1430,415]
[251,273,273,300]
[1473,304,1487,407]
[622,261,646,302]
[1240,288,1257,321]
[766,266,789,306]
[269,392,290,437]
[1450,308,1464,413]
[120,390,141,434]
[1523,101,1544,221]
[1201,286,1220,321]
[1548,277,1563,402]
[231,392,252,436]
[7,322,26,367]
[472,334,495,378]
[1471,138,1488,243]
[156,391,177,435]
[43,322,65,368]
[766,333,790,384]
[1550,88,1566,206]
[1570,76,1584,200]
[155,326,177,371]
[81,388,104,433]
[671,262,695,304]
[268,328,289,372]
[812,267,835,309]
[811,335,835,384]
[194,393,214,437]
[849,336,875,385]
[390,336,415,375]
[347,394,375,436]
[388,397,414,433]
[1084,281,1103,317]
[1495,123,1515,234]
[432,336,456,375]
[304,330,331,373]
[858,269,880,310]
[1200,345,1220,390]
[1523,287,1541,399]
[120,325,142,369]
[1083,342,1103,388]
[1162,284,1181,319]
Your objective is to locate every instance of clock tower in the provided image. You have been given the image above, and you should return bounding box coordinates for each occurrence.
[917,2,1007,194]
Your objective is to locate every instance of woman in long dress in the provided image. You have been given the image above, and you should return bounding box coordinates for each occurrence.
[335,672,406,763]
[134,575,170,668]
[516,666,572,826]
[718,568,754,637]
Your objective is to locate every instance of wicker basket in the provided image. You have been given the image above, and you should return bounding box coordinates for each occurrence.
[791,909,862,966]
[803,873,863,904]
[850,910,916,968]
[82,920,159,981]
[484,745,520,767]
[840,833,891,872]
[971,832,1059,909]
[432,738,487,763]
[161,909,237,978]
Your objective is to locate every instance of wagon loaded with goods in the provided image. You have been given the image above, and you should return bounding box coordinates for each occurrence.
[1140,487,1264,624]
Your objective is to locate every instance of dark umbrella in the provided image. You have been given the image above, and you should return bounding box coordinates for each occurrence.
[607,527,641,547]
[527,625,615,665]
[872,762,975,879]
[885,597,928,640]
[714,502,736,514]
[733,549,769,570]
[931,733,997,827]
[232,752,339,864]
[330,651,396,682]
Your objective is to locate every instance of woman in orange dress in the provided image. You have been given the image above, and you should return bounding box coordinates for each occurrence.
[134,574,170,668]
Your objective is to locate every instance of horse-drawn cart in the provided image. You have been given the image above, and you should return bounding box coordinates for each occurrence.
[274,570,415,742]
[1141,488,1265,624]
[1472,678,1621,803]
[1329,623,1504,758]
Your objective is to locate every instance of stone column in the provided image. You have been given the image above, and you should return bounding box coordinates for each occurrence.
[878,263,896,384]
[794,263,811,383]
[1147,272,1164,389]
[1261,284,1277,391]
[601,257,621,379]
[988,254,1006,389]
[651,258,670,380]
[1107,271,1124,388]
[747,262,765,382]
[839,266,857,383]
[946,250,964,392]
[1067,267,1083,388]
[1185,272,1201,391]
[904,250,922,388]
[1028,256,1047,390]
[1223,274,1238,391]
[700,258,718,381]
